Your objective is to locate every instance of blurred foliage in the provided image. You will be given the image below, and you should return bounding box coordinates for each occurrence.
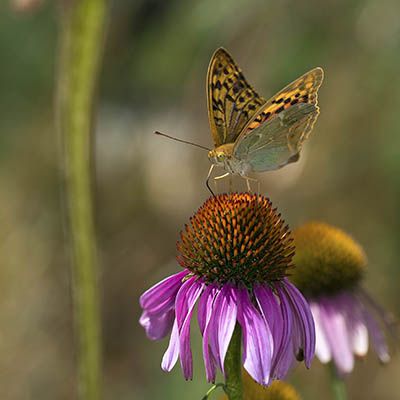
[0,0,399,399]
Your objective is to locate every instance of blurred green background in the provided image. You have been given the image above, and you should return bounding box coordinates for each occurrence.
[1,0,399,399]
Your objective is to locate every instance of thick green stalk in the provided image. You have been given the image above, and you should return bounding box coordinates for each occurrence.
[329,363,347,400]
[57,0,108,399]
[224,325,243,400]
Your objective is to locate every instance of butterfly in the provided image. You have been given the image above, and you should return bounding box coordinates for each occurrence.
[206,47,324,191]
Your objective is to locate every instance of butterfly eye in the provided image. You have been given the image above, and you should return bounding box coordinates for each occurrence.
[217,154,224,161]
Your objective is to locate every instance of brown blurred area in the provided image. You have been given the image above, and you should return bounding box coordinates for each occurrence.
[0,0,399,398]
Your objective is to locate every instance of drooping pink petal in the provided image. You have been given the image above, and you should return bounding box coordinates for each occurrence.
[360,300,390,364]
[254,284,289,379]
[310,302,332,363]
[357,287,397,340]
[237,287,272,386]
[273,287,295,378]
[199,285,219,382]
[207,284,238,374]
[175,277,198,329]
[282,280,315,367]
[139,308,175,340]
[351,319,369,357]
[198,285,217,334]
[319,298,354,375]
[140,270,188,313]
[175,277,204,380]
[161,318,180,371]
[139,270,188,340]
[340,293,369,357]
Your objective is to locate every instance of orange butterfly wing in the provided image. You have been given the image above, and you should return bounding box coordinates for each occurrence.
[207,48,266,146]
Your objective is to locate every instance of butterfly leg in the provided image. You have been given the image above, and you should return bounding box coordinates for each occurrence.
[214,172,230,182]
[246,178,251,192]
[228,175,233,192]
[244,176,259,193]
[212,172,229,193]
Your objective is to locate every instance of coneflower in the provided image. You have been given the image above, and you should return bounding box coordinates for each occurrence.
[139,193,315,395]
[290,221,394,378]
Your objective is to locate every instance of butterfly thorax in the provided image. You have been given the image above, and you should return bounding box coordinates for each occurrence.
[208,143,250,175]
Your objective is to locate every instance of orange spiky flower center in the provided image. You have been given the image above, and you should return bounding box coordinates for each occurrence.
[177,193,294,286]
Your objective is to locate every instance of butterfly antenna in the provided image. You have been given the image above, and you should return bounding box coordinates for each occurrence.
[154,131,211,151]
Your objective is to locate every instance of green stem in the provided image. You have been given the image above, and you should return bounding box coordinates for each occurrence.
[201,383,225,400]
[223,325,243,400]
[329,364,347,400]
[57,1,108,399]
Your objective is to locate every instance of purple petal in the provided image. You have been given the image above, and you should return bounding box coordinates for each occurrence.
[139,308,175,340]
[161,318,180,371]
[360,300,390,363]
[199,285,219,382]
[175,276,199,330]
[319,298,354,375]
[282,280,316,367]
[208,285,238,373]
[310,302,332,363]
[254,284,290,379]
[351,320,369,357]
[357,287,397,339]
[340,294,369,357]
[273,288,296,378]
[237,287,272,386]
[198,285,217,334]
[175,277,204,380]
[140,270,188,313]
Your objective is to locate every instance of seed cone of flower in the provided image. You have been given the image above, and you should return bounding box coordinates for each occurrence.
[177,193,294,286]
[139,193,315,385]
[290,221,392,375]
[291,222,367,298]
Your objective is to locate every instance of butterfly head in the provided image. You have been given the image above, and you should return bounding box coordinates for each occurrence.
[208,148,227,166]
[208,143,234,167]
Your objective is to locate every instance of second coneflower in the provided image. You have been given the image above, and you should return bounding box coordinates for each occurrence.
[139,193,315,392]
[290,221,393,377]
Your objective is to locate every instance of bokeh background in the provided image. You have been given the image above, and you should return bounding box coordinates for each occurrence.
[1,0,399,399]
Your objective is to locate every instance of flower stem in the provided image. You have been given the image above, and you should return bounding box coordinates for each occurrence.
[201,383,225,400]
[223,325,243,400]
[57,0,108,399]
[329,364,347,400]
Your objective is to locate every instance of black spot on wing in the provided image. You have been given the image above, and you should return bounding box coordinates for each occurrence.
[263,111,271,118]
[214,81,222,89]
